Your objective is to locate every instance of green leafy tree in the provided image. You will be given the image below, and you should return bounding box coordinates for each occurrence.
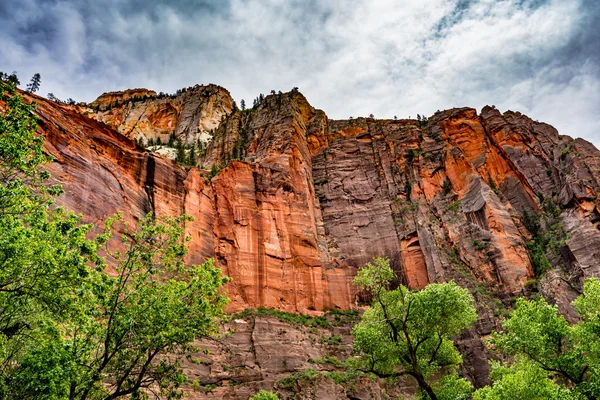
[250,389,279,400]
[0,78,230,399]
[26,73,41,93]
[351,257,476,400]
[474,358,579,400]
[483,279,600,399]
[4,212,229,400]
[55,214,229,400]
[0,78,100,397]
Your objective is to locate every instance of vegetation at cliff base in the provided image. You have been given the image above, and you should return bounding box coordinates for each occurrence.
[473,278,600,399]
[0,77,229,399]
[351,257,476,400]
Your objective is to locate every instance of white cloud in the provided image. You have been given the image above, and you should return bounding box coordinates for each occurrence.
[1,0,598,145]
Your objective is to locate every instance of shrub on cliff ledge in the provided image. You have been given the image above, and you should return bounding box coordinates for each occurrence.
[352,257,476,400]
[250,389,279,400]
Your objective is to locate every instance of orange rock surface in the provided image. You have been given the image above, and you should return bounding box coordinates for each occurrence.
[21,90,600,318]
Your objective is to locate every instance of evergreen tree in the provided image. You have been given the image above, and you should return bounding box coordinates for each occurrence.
[240,99,246,110]
[6,71,20,87]
[47,93,60,102]
[26,73,41,93]
[188,145,196,166]
[175,139,186,163]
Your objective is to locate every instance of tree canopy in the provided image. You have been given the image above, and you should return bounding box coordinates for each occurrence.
[351,257,476,400]
[474,278,600,399]
[0,77,229,400]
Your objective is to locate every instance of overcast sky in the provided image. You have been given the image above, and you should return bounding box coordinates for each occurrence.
[1,0,599,145]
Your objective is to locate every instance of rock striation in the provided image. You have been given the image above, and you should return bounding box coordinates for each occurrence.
[86,84,234,146]
[20,86,600,396]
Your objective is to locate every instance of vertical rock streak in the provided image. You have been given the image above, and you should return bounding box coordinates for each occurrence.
[24,90,600,320]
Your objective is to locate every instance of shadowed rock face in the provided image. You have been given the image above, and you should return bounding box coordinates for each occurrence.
[22,88,600,396]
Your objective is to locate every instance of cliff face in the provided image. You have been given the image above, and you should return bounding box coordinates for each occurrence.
[23,87,600,396]
[86,84,234,146]
[30,88,600,313]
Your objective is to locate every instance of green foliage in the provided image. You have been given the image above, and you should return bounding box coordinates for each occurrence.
[447,200,461,213]
[322,369,368,388]
[473,239,487,251]
[249,390,279,400]
[315,177,329,185]
[352,257,476,400]
[309,355,345,367]
[276,369,320,391]
[0,80,96,397]
[1,71,20,87]
[231,138,243,161]
[487,174,499,195]
[175,139,186,164]
[188,144,196,166]
[486,279,600,399]
[420,374,473,400]
[404,179,413,200]
[474,358,579,400]
[26,73,41,93]
[209,163,221,179]
[406,148,422,164]
[521,202,567,277]
[3,213,229,400]
[320,334,342,345]
[0,79,230,399]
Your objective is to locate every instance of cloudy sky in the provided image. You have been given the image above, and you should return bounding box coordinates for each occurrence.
[1,0,599,145]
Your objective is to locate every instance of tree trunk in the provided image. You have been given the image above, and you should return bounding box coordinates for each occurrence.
[414,373,437,400]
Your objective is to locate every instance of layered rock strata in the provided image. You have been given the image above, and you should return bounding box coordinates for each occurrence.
[21,87,600,395]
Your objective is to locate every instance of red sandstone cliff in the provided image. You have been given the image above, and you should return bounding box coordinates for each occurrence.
[21,87,600,397]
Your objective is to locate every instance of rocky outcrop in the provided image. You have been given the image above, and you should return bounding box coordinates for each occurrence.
[20,86,600,397]
[179,312,416,399]
[86,84,234,146]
